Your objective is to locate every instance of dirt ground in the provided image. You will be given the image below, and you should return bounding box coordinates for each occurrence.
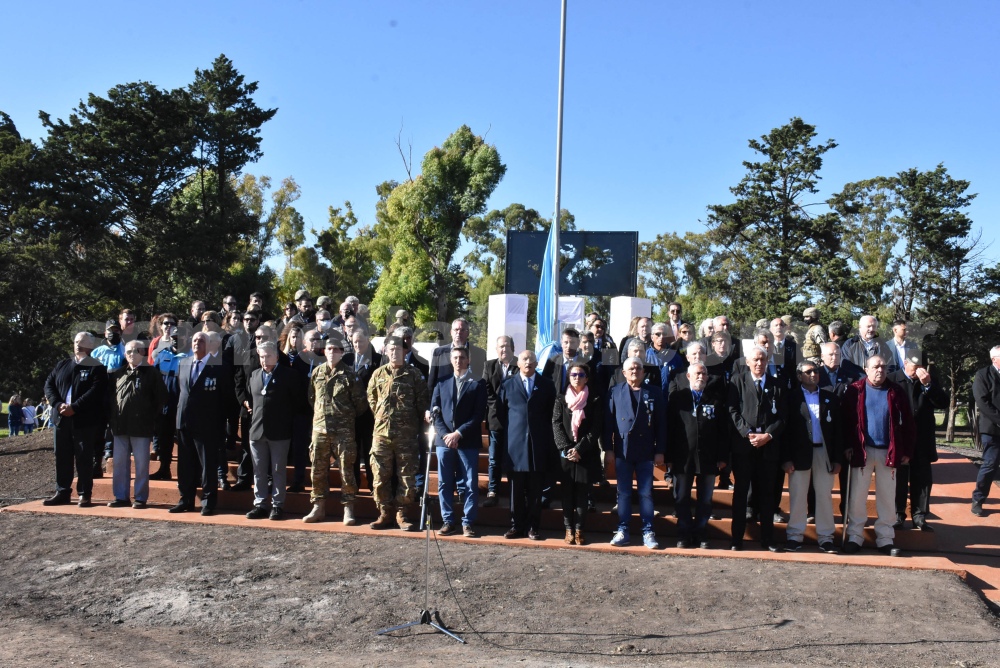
[2,431,999,667]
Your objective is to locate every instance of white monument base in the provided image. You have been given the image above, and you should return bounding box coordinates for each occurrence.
[487,294,529,360]
[610,296,652,350]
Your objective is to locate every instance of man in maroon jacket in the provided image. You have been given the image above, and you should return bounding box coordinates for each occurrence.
[842,355,915,556]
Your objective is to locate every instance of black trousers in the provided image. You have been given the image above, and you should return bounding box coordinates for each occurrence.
[731,448,777,547]
[508,470,544,533]
[559,474,589,531]
[54,422,97,497]
[235,410,253,483]
[153,410,176,468]
[177,428,219,509]
[896,460,933,520]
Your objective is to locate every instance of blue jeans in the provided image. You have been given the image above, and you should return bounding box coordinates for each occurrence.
[8,422,21,436]
[487,429,504,494]
[673,471,715,539]
[974,434,999,504]
[437,446,479,526]
[615,457,655,533]
[113,435,151,502]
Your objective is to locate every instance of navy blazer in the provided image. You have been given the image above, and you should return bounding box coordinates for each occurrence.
[43,356,109,429]
[483,358,518,431]
[427,343,486,392]
[248,364,303,442]
[727,372,786,460]
[176,355,233,437]
[431,375,487,449]
[603,382,667,463]
[499,373,557,473]
[781,386,842,471]
[818,360,864,398]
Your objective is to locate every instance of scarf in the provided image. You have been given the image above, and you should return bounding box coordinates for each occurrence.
[565,385,589,442]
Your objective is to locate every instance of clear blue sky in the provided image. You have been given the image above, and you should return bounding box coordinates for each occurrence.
[4,1,998,267]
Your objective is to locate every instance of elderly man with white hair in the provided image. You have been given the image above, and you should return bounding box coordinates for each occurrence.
[42,331,109,507]
[841,315,887,370]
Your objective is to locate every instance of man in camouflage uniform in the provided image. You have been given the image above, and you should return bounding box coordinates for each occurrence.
[303,334,367,525]
[802,307,826,364]
[368,336,429,530]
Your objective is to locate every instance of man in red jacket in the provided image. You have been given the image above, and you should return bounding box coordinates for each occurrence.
[842,355,915,556]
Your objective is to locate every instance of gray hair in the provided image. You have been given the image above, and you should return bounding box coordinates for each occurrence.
[991,345,1000,359]
[623,356,644,371]
[748,345,769,360]
[687,362,707,374]
[257,341,278,355]
[687,341,706,355]
[397,326,414,339]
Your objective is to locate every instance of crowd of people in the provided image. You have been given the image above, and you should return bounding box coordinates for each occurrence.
[32,292,1000,556]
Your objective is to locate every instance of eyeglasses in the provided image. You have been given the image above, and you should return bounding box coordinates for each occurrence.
[125,349,143,355]
[162,321,177,327]
[669,309,680,314]
[569,372,587,378]
[800,369,819,375]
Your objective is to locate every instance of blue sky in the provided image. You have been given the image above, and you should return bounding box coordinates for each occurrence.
[4,1,998,268]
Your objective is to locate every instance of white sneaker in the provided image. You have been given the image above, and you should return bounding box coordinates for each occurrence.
[610,530,630,547]
[643,532,659,549]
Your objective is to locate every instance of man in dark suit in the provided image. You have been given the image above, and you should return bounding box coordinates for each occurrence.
[728,345,787,552]
[604,356,668,550]
[818,342,865,398]
[432,347,488,537]
[888,354,947,530]
[542,328,580,393]
[397,327,430,377]
[782,360,842,552]
[245,341,303,520]
[170,331,233,516]
[972,345,1000,517]
[841,315,888,369]
[482,335,518,507]
[427,318,486,391]
[667,362,727,549]
[345,329,381,492]
[499,350,556,540]
[768,317,798,391]
[42,332,109,507]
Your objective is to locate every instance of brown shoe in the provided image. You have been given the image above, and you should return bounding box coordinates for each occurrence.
[462,525,477,538]
[575,529,586,545]
[396,508,415,532]
[370,512,395,530]
[564,529,576,545]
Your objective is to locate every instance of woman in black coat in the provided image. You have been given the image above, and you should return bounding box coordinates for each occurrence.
[553,361,604,545]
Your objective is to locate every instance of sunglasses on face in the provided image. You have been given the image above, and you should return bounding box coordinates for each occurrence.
[569,372,587,378]
[162,321,177,327]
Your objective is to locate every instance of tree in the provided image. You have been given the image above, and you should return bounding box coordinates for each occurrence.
[705,118,847,322]
[637,231,716,318]
[371,125,506,324]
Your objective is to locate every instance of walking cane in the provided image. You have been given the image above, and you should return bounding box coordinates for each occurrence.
[841,458,852,548]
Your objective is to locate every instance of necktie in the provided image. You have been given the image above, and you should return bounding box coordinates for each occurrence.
[756,379,763,397]
[191,359,201,384]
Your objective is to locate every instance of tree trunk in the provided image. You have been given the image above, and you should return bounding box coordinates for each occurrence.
[946,366,958,442]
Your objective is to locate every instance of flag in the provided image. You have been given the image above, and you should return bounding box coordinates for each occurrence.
[536,223,558,355]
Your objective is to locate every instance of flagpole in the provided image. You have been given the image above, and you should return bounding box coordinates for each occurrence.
[552,0,567,341]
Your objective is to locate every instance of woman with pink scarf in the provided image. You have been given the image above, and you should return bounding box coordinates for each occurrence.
[552,361,604,545]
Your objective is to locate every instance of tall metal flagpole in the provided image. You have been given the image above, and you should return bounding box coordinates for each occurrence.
[552,0,567,340]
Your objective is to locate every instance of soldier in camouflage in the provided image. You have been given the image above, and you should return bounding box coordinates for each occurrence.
[367,336,430,530]
[303,334,368,525]
[802,307,826,364]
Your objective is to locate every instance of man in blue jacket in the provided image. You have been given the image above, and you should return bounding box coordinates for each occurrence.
[432,347,487,537]
[604,356,668,549]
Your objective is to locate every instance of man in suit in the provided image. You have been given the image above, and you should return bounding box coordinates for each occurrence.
[499,350,556,540]
[245,341,303,521]
[887,320,921,374]
[427,318,486,391]
[888,354,947,530]
[647,322,685,389]
[346,329,380,492]
[782,361,842,552]
[170,332,233,516]
[432,347,488,537]
[666,302,684,343]
[543,328,580,393]
[233,323,288,490]
[482,335,518,507]
[604,357,668,549]
[42,332,109,507]
[667,362,727,549]
[769,317,798,390]
[728,345,787,552]
[972,345,1000,517]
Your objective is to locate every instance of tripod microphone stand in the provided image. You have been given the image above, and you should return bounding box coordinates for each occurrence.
[376,416,465,644]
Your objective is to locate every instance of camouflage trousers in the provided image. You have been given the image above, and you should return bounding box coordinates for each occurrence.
[371,437,418,513]
[310,430,357,504]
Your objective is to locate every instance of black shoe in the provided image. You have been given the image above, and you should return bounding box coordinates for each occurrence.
[588,499,596,513]
[92,465,104,479]
[971,502,986,517]
[878,543,902,557]
[107,499,130,508]
[892,515,905,529]
[77,496,92,508]
[42,493,71,506]
[818,541,837,553]
[765,544,782,553]
[132,501,147,509]
[219,477,232,491]
[528,529,542,541]
[482,492,498,508]
[504,528,524,539]
[842,541,861,554]
[168,502,193,513]
[269,507,283,521]
[745,509,755,521]
[676,538,692,549]
[785,540,802,552]
[287,483,305,494]
[231,480,252,492]
[699,540,711,550]
[913,519,934,532]
[806,515,815,524]
[150,467,171,481]
[246,505,270,520]
[540,499,552,510]
[730,542,744,551]
[772,512,787,524]
[201,507,215,516]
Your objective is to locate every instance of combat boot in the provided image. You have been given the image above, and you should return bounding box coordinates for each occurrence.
[303,503,326,523]
[342,502,356,526]
[396,506,415,532]
[370,509,396,530]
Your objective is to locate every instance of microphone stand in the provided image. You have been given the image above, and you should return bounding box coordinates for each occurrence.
[376,413,465,644]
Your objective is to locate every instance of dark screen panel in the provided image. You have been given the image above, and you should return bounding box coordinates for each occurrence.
[504,231,638,296]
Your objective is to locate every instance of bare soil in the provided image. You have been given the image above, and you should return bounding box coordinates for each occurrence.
[2,431,999,667]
